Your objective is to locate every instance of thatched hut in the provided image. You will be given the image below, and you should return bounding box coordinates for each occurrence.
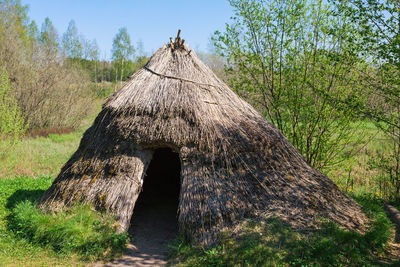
[38,33,367,244]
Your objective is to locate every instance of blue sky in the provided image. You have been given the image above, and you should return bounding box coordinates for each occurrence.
[21,0,234,59]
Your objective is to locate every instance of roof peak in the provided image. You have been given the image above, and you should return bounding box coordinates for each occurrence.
[169,29,186,51]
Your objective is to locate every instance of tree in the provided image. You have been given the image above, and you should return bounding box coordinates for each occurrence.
[136,39,145,58]
[111,27,135,85]
[39,17,59,54]
[89,39,100,81]
[81,35,90,61]
[0,2,93,130]
[27,20,39,41]
[214,0,365,170]
[333,0,400,199]
[0,0,30,44]
[62,20,82,59]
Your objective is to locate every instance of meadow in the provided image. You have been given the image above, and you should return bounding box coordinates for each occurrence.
[0,100,128,266]
[1,0,400,265]
[0,97,399,266]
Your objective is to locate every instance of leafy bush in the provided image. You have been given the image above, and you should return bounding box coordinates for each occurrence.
[0,67,26,158]
[213,0,367,170]
[170,195,394,266]
[9,202,127,260]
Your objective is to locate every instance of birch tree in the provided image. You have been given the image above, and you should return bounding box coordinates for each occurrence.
[111,27,135,85]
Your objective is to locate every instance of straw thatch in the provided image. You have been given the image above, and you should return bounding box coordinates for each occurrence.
[38,35,367,244]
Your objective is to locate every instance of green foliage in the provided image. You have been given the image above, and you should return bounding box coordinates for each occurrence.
[9,202,127,260]
[0,67,26,158]
[0,67,26,138]
[0,176,84,266]
[39,17,58,52]
[0,176,126,261]
[62,20,83,59]
[367,136,400,200]
[214,0,366,170]
[0,2,95,130]
[0,0,31,46]
[112,27,135,62]
[333,0,400,64]
[332,0,400,200]
[66,55,148,84]
[170,195,393,266]
[89,82,115,98]
[112,27,135,84]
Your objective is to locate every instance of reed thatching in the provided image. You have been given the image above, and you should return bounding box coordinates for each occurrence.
[38,33,368,244]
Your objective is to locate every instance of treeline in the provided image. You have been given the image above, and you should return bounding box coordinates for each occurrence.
[2,0,400,201]
[0,0,93,133]
[213,0,400,201]
[60,21,149,83]
[0,0,147,136]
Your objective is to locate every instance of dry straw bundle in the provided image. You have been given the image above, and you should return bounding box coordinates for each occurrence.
[38,31,367,244]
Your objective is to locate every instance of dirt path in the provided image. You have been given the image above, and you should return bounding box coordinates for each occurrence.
[99,202,178,267]
[381,203,400,264]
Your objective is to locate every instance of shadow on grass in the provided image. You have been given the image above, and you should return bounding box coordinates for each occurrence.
[6,189,45,209]
[169,195,399,266]
[6,189,46,237]
[5,188,128,261]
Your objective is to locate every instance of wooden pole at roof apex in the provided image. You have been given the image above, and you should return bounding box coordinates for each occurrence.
[170,29,183,50]
[175,29,181,47]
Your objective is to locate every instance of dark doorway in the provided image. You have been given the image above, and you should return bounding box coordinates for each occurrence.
[134,148,181,207]
[129,148,181,257]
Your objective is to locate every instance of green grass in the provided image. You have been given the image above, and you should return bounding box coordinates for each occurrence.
[327,120,395,199]
[0,98,103,179]
[0,176,84,266]
[0,176,127,266]
[89,82,116,98]
[0,98,128,266]
[10,202,127,260]
[169,195,397,266]
[0,131,82,178]
[0,102,398,266]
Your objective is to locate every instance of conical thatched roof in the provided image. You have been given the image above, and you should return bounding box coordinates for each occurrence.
[38,34,367,244]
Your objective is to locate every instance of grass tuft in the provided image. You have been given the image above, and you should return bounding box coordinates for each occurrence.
[0,176,126,265]
[9,201,127,261]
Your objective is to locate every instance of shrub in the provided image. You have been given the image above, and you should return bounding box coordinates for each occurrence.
[0,1,95,130]
[0,67,26,158]
[9,202,127,260]
[213,0,367,171]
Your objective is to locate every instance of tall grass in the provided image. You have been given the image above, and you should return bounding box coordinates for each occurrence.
[0,176,84,266]
[0,176,127,265]
[9,202,127,260]
[328,121,397,200]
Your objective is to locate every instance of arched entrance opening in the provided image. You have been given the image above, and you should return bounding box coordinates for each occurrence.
[129,147,181,250]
